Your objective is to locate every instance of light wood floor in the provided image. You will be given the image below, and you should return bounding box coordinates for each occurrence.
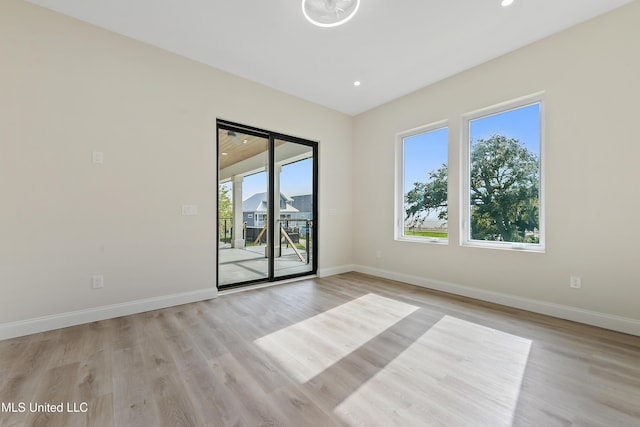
[1,272,639,426]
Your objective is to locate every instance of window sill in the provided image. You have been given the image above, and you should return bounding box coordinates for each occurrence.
[397,236,449,245]
[462,241,545,253]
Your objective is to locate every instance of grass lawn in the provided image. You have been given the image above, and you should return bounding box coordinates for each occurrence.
[404,230,448,238]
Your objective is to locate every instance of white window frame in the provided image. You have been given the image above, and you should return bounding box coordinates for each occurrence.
[395,120,449,245]
[461,93,545,252]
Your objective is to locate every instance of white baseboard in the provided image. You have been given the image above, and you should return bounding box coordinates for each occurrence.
[4,267,637,340]
[352,265,640,337]
[0,288,218,340]
[318,264,356,278]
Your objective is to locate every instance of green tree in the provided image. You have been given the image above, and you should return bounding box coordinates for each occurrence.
[470,135,539,242]
[218,184,233,237]
[405,134,539,242]
[405,164,448,229]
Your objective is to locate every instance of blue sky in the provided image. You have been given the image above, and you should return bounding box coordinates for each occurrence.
[470,103,540,156]
[225,158,313,201]
[228,103,540,203]
[403,127,449,192]
[403,103,540,192]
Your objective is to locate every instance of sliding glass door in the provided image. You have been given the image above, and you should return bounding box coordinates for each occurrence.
[217,121,317,289]
[273,137,316,279]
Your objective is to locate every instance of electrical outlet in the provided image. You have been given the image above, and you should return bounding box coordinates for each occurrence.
[92,275,104,289]
[375,250,382,259]
[570,275,581,289]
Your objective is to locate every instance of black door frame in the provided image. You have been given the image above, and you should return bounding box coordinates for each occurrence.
[216,119,318,290]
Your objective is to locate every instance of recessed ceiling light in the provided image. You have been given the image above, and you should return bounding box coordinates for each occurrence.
[221,152,228,156]
[353,81,361,87]
[501,0,514,6]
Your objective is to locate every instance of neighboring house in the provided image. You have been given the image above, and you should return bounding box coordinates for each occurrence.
[242,192,299,228]
[242,192,318,244]
[290,194,313,235]
[290,194,313,220]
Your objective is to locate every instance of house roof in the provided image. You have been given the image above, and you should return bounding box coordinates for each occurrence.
[243,192,299,214]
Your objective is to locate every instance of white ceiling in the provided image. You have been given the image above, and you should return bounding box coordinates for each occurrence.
[27,0,634,116]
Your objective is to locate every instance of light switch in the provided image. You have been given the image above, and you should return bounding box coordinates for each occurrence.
[92,151,104,164]
[182,205,198,216]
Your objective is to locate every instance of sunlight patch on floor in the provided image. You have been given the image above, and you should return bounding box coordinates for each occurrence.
[254,293,419,383]
[334,315,533,426]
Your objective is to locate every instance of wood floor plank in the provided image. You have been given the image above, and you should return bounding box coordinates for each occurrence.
[0,272,638,426]
[153,310,211,374]
[172,303,230,361]
[111,345,159,427]
[266,383,343,427]
[150,373,200,427]
[75,348,113,401]
[86,393,114,427]
[0,337,30,376]
[209,352,289,426]
[23,362,81,427]
[225,338,296,394]
[180,363,244,427]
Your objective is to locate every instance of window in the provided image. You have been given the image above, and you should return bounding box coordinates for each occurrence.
[462,94,544,251]
[396,122,448,243]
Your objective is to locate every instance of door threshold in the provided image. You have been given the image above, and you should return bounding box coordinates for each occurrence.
[218,275,317,296]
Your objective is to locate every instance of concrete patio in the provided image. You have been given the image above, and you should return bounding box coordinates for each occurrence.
[218,243,313,286]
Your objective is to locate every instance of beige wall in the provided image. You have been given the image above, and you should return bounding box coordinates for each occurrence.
[353,2,640,326]
[0,0,352,327]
